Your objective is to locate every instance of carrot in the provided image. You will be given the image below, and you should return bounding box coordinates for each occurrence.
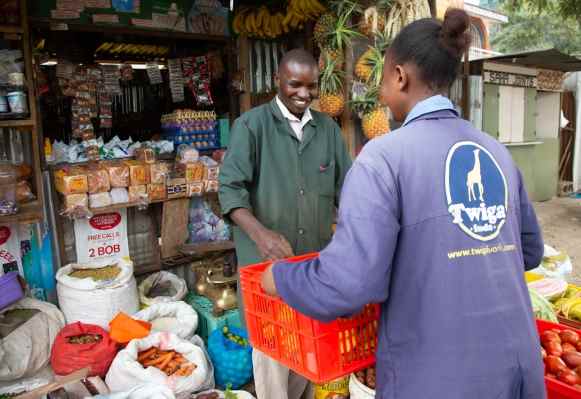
[143,353,171,367]
[138,348,157,362]
[158,352,174,371]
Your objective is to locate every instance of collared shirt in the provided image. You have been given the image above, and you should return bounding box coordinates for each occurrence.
[273,96,545,399]
[275,95,313,141]
[219,98,352,268]
[402,94,458,126]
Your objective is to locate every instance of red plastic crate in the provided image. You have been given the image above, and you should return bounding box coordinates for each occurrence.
[239,253,380,383]
[537,319,581,399]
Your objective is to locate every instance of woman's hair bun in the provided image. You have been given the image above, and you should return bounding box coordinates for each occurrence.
[440,8,471,58]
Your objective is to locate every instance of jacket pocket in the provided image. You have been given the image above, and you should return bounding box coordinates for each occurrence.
[318,160,336,196]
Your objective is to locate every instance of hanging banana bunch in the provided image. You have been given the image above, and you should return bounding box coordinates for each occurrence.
[385,0,431,40]
[232,0,326,38]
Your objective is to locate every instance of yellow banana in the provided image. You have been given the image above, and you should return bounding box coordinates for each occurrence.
[256,7,268,30]
[95,42,110,52]
[233,11,243,34]
[310,0,326,14]
[282,11,293,28]
[245,12,255,33]
[290,13,300,28]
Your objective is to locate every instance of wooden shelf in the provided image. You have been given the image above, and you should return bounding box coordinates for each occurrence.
[30,18,230,43]
[89,192,217,215]
[0,119,34,128]
[179,241,235,256]
[0,201,42,224]
[0,25,23,34]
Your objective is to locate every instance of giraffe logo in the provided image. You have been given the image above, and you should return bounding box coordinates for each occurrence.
[445,141,508,241]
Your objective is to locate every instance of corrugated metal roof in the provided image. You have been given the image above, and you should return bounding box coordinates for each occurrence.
[477,48,581,72]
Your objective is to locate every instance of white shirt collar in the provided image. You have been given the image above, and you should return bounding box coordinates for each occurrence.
[276,95,313,125]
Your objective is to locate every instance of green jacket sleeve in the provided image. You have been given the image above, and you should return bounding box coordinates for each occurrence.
[333,123,353,206]
[218,118,256,218]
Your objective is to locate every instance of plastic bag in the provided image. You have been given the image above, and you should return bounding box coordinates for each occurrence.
[111,188,130,204]
[192,390,255,399]
[90,192,113,208]
[109,312,151,345]
[207,327,252,389]
[188,198,231,243]
[56,258,139,328]
[106,332,211,396]
[92,384,176,399]
[0,298,65,381]
[0,366,54,397]
[50,321,119,377]
[138,271,188,307]
[528,244,573,279]
[133,301,198,340]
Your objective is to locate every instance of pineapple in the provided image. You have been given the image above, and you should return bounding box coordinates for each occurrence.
[319,55,345,118]
[314,13,336,47]
[355,28,391,84]
[351,86,390,139]
[359,0,391,37]
[318,46,344,71]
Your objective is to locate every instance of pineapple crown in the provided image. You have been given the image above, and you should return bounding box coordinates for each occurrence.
[368,27,392,86]
[320,53,344,95]
[324,2,363,50]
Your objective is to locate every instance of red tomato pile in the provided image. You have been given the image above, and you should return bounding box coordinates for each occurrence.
[541,328,581,388]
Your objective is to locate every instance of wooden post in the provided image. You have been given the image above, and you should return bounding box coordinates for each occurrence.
[341,41,356,156]
[462,47,471,122]
[238,36,252,113]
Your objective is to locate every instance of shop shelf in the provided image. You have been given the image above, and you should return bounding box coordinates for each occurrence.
[0,201,42,224]
[0,119,34,128]
[0,25,23,34]
[239,253,380,384]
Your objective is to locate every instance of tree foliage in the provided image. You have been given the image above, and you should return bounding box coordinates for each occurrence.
[491,3,581,55]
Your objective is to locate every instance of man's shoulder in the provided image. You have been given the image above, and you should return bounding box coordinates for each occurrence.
[236,102,273,126]
[310,109,339,131]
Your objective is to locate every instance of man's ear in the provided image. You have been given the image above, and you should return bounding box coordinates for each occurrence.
[395,65,409,92]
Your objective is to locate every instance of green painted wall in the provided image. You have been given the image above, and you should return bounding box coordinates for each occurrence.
[508,145,536,198]
[483,84,499,139]
[533,139,559,201]
[524,88,537,141]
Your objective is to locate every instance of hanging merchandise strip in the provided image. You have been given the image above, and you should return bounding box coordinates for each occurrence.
[102,65,122,95]
[168,59,185,103]
[146,63,163,85]
[189,56,214,107]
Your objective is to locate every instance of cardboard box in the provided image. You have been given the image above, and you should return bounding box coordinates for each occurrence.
[150,162,170,184]
[148,183,166,201]
[167,177,187,199]
[205,165,220,180]
[187,182,204,197]
[129,185,148,203]
[55,167,88,195]
[185,162,205,183]
[125,160,150,186]
[204,180,219,193]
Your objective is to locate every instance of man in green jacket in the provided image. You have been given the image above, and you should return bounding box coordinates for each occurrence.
[219,49,352,399]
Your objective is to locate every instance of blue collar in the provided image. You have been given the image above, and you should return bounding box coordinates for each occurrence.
[402,95,458,127]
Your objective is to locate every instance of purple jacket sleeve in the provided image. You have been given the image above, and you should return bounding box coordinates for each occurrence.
[272,159,400,322]
[517,169,543,270]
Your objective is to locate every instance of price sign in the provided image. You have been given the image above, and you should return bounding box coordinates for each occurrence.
[74,210,129,264]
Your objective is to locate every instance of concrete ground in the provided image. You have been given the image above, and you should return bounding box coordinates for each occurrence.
[534,197,581,283]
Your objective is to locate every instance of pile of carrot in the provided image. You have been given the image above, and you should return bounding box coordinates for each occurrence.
[137,347,197,377]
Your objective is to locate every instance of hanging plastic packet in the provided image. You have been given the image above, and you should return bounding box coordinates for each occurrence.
[146,62,163,85]
[191,56,213,106]
[102,65,122,95]
[168,58,185,103]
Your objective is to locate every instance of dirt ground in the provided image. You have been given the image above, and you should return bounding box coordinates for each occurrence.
[534,197,581,283]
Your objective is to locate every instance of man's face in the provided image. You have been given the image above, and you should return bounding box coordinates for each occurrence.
[276,61,319,117]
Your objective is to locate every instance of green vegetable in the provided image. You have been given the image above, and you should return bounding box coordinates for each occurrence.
[224,384,238,399]
[529,287,558,322]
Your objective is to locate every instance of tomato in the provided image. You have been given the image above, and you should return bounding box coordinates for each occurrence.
[563,352,581,369]
[546,341,564,357]
[561,330,580,345]
[542,331,562,347]
[546,355,568,375]
[563,343,577,353]
[558,369,581,386]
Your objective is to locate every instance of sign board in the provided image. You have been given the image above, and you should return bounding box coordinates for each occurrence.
[74,210,129,264]
[0,224,22,276]
[484,70,537,89]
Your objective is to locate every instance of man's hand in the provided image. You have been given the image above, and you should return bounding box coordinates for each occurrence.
[261,264,278,296]
[254,228,294,261]
[230,208,294,261]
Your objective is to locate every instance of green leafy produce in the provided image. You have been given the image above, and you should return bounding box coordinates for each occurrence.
[530,288,558,322]
[224,384,238,399]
